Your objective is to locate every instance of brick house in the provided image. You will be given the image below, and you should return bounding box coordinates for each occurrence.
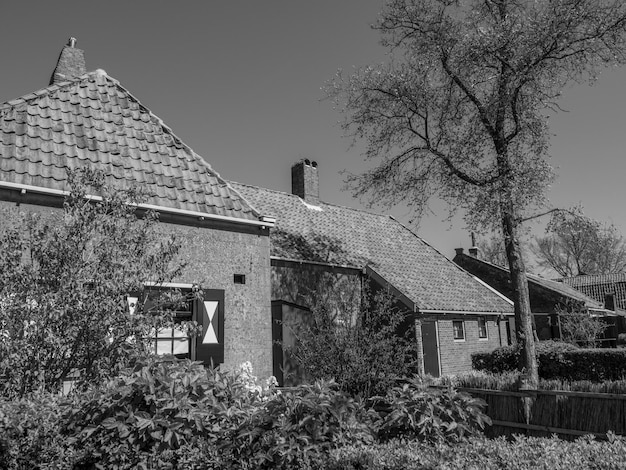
[559,274,626,311]
[453,248,622,345]
[232,161,515,381]
[0,39,274,377]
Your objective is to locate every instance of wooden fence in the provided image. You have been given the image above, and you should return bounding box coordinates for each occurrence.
[444,386,626,439]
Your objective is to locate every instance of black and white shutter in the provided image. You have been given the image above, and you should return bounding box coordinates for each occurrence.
[195,289,225,366]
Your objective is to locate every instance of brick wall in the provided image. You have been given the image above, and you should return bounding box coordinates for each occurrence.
[0,199,274,379]
[160,223,272,378]
[437,315,509,375]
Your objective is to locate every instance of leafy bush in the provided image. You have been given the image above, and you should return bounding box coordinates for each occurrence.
[232,380,374,470]
[543,349,626,381]
[0,168,184,398]
[473,341,584,379]
[63,355,272,469]
[285,285,418,398]
[374,378,491,443]
[472,343,520,373]
[324,434,626,470]
[0,393,77,469]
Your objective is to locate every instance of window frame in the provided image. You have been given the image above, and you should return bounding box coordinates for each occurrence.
[452,320,465,342]
[478,316,488,340]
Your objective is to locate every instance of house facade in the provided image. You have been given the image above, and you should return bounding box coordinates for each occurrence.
[559,274,626,311]
[454,248,623,346]
[233,161,515,381]
[0,40,274,377]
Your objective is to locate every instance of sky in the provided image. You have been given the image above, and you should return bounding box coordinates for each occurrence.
[1,1,625,270]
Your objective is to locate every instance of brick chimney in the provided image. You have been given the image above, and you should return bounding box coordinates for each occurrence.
[291,159,319,203]
[49,37,86,85]
[469,232,479,257]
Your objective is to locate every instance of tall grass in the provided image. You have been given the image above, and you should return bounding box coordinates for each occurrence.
[432,371,626,394]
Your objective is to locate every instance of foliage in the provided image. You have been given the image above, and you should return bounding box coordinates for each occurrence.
[329,0,626,387]
[473,342,626,382]
[0,393,76,470]
[534,207,626,276]
[541,349,626,382]
[285,286,418,398]
[0,168,185,398]
[374,378,491,443]
[472,343,521,374]
[557,304,607,348]
[63,356,273,469]
[324,434,626,470]
[233,380,374,470]
[438,370,626,395]
[477,232,509,267]
[472,341,580,376]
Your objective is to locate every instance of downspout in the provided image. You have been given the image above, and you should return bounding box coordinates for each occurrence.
[414,305,425,377]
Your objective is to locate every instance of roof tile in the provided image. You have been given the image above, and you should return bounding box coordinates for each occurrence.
[1,71,259,222]
[233,182,514,314]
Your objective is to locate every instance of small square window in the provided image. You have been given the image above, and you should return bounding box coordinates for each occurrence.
[234,274,246,284]
[478,317,488,340]
[453,320,465,341]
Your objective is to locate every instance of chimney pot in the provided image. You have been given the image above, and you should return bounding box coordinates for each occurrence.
[469,247,479,258]
[454,248,464,256]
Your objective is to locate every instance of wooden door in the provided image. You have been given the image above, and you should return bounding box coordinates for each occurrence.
[421,320,440,377]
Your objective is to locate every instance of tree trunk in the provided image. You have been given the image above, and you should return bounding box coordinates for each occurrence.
[502,209,538,389]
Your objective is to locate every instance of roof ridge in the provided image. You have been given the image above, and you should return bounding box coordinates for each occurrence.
[230,180,397,219]
[106,76,261,220]
[0,71,94,112]
[458,253,603,306]
[0,69,262,222]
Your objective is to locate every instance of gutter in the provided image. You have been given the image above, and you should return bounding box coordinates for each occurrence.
[0,181,275,228]
[417,309,514,316]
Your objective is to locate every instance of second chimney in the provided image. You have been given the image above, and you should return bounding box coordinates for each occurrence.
[49,37,86,85]
[291,159,319,203]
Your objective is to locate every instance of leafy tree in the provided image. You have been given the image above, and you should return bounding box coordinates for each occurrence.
[0,169,186,398]
[476,233,508,267]
[286,284,418,399]
[329,0,626,387]
[534,207,626,277]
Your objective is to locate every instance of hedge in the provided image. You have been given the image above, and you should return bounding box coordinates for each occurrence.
[324,434,626,470]
[472,341,626,381]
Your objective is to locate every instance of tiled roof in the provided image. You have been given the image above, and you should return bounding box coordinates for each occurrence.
[232,182,514,314]
[454,253,605,310]
[0,70,260,222]
[560,274,626,310]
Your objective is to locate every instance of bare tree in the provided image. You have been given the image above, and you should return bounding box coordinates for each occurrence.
[329,0,626,387]
[534,208,626,277]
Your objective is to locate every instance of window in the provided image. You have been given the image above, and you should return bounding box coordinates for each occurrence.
[478,317,488,340]
[453,320,465,341]
[127,286,225,366]
[144,287,194,359]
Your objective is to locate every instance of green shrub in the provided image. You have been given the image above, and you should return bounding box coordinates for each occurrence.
[63,355,271,469]
[472,343,520,373]
[0,393,77,469]
[232,380,374,470]
[324,434,626,470]
[285,286,418,398]
[544,349,626,381]
[374,378,491,443]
